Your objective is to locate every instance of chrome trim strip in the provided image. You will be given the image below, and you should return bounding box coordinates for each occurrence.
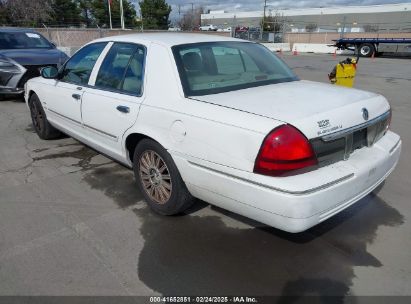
[48,109,82,125]
[84,124,118,140]
[389,139,401,154]
[188,161,354,195]
[322,111,390,142]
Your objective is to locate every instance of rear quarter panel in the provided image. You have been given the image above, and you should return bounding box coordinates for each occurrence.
[123,42,281,172]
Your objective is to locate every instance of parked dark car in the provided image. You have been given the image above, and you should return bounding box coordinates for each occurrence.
[0,28,69,96]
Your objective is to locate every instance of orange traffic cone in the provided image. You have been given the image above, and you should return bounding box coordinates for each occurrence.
[371,52,375,61]
[333,49,337,58]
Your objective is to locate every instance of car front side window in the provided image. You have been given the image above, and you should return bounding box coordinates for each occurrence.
[95,42,145,96]
[60,42,107,85]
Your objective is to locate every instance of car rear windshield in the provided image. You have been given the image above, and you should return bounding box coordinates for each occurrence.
[172,42,298,96]
[0,32,52,49]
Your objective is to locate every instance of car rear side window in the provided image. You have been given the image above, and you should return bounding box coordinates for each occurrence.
[60,42,107,85]
[95,42,145,96]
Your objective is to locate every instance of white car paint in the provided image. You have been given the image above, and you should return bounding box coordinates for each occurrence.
[168,27,182,32]
[199,24,217,31]
[217,27,232,32]
[194,80,390,139]
[25,33,401,232]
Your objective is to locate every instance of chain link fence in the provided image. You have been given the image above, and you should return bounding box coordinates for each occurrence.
[21,26,229,55]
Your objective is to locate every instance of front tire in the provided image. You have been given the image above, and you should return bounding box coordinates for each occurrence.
[28,93,62,140]
[133,139,194,215]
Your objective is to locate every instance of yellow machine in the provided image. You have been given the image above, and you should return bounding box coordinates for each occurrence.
[328,58,357,88]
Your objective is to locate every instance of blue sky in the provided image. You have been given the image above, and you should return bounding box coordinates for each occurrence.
[130,0,407,21]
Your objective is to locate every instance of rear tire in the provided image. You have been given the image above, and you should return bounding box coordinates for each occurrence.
[28,93,62,140]
[359,43,375,57]
[133,139,194,215]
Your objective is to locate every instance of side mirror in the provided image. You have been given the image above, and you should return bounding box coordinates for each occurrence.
[40,66,58,79]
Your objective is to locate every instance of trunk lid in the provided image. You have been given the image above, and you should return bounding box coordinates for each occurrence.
[192,80,390,139]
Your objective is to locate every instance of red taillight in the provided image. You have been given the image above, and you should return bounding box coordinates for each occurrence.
[254,125,318,177]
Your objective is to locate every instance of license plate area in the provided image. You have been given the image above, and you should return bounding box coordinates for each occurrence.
[344,127,368,160]
[311,111,390,166]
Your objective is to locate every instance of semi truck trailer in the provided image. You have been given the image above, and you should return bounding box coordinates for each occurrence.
[334,38,411,57]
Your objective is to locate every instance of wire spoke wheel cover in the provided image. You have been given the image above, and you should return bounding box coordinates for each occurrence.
[139,150,172,204]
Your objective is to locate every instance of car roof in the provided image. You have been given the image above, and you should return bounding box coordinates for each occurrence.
[93,32,246,47]
[0,28,39,33]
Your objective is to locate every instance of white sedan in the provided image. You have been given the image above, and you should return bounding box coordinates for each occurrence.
[25,33,401,232]
[199,24,217,31]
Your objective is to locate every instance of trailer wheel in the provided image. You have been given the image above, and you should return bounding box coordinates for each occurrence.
[359,43,375,57]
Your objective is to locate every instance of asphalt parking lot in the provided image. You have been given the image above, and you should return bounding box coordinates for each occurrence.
[0,54,410,298]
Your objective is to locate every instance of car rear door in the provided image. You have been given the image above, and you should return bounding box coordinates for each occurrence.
[81,42,146,159]
[45,42,108,133]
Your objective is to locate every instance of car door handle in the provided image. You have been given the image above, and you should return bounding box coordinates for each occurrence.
[116,105,130,113]
[72,93,81,100]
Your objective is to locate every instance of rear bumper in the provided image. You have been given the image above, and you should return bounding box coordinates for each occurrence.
[172,131,401,232]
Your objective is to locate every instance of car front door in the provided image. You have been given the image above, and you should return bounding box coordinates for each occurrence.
[45,42,108,134]
[81,42,146,159]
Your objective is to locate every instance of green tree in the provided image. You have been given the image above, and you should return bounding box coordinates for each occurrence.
[50,0,82,27]
[178,6,204,30]
[139,0,171,30]
[91,0,137,28]
[78,0,94,27]
[0,1,10,25]
[261,10,284,32]
[305,23,318,32]
[1,0,52,27]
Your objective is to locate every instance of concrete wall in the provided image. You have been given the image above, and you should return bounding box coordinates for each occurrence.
[261,43,291,52]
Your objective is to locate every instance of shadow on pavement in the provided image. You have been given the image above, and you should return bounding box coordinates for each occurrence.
[132,193,403,296]
[49,133,404,297]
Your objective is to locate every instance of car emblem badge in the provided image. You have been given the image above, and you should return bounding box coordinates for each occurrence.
[362,108,369,121]
[317,119,330,129]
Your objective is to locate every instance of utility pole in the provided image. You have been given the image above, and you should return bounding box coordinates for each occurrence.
[261,0,267,40]
[107,0,112,29]
[340,15,346,39]
[231,15,237,38]
[139,9,144,32]
[191,3,194,31]
[120,0,125,30]
[263,0,267,24]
